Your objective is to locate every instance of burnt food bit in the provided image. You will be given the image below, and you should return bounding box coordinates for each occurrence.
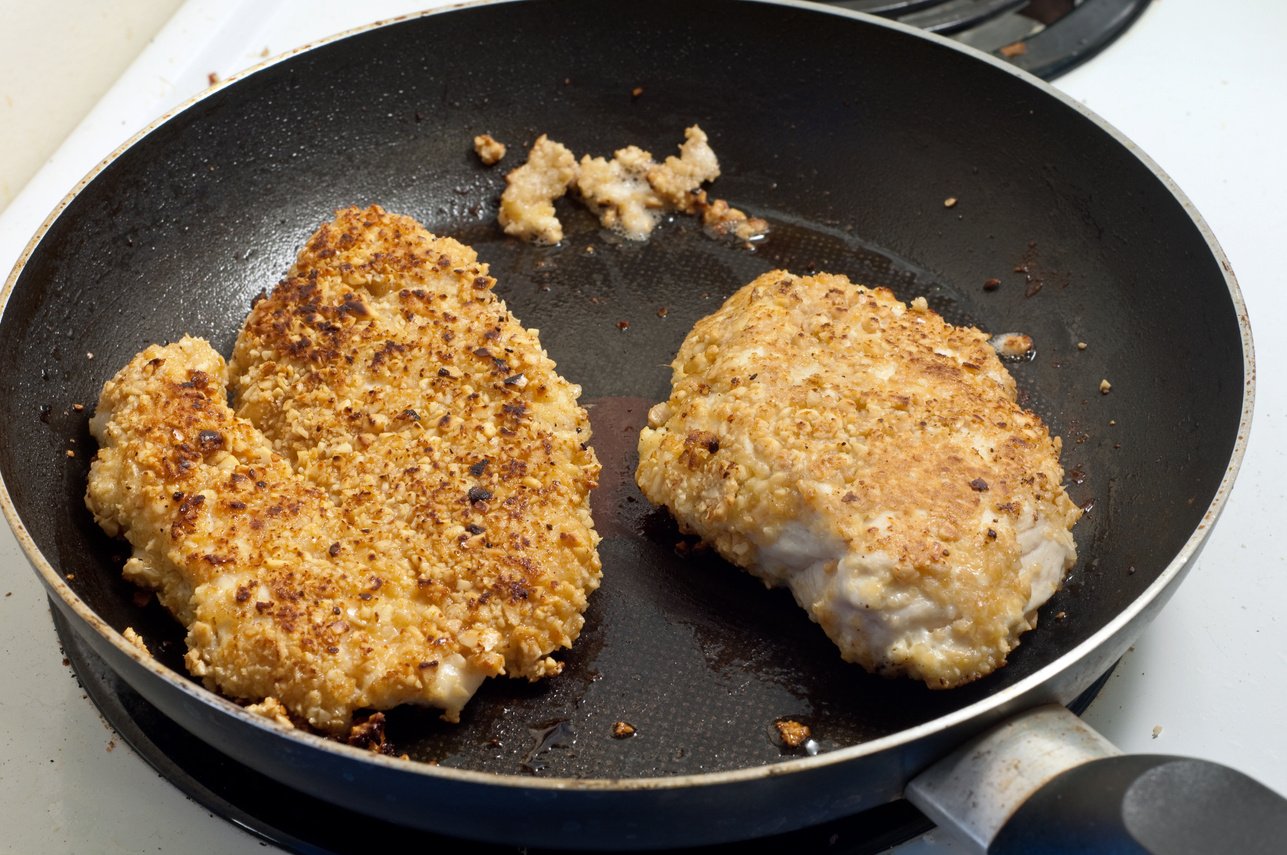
[775,719,811,748]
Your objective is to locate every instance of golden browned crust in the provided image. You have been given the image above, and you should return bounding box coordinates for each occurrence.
[87,206,601,733]
[636,270,1080,688]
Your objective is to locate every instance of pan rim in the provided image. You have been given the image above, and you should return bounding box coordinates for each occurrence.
[0,0,1256,796]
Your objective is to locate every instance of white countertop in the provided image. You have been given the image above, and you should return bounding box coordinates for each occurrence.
[0,0,183,209]
[1,1,1285,852]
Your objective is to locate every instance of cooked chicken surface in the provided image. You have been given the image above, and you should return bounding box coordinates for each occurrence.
[86,206,601,733]
[636,271,1080,688]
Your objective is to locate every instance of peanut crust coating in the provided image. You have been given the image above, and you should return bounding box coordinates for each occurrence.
[636,271,1079,688]
[87,206,601,733]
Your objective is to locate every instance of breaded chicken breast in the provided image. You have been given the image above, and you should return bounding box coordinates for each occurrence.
[86,207,600,733]
[636,271,1080,688]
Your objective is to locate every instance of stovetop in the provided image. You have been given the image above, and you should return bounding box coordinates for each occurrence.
[2,1,1285,853]
[824,0,1152,79]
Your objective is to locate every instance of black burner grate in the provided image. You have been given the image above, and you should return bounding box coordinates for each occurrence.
[823,0,1152,79]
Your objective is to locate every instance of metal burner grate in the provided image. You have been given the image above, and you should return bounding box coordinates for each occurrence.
[824,0,1152,79]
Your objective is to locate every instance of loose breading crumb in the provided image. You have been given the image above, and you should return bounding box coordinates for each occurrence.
[576,145,664,240]
[1099,378,1113,394]
[990,332,1035,360]
[122,626,149,654]
[612,720,637,738]
[246,697,295,728]
[775,719,811,748]
[699,196,770,242]
[498,135,577,244]
[645,125,721,214]
[497,125,768,245]
[472,133,507,166]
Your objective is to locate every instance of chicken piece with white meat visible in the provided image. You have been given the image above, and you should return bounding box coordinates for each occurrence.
[86,206,601,734]
[636,270,1080,688]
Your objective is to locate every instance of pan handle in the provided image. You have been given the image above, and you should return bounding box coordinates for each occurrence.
[906,705,1287,854]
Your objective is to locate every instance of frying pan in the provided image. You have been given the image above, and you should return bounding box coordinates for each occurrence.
[0,0,1267,849]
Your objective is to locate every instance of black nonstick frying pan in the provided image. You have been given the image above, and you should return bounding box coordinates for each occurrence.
[0,0,1272,850]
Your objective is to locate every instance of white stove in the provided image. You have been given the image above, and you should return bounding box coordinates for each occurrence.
[1,1,1284,852]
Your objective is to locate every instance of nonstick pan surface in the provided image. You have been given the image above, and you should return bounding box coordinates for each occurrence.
[0,0,1250,848]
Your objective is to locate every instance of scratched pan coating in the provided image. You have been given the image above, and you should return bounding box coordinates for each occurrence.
[0,0,1248,847]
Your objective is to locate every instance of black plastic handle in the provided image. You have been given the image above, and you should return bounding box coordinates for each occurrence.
[989,754,1287,854]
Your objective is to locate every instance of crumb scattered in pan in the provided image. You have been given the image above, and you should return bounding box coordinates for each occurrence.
[1108,419,1117,426]
[246,696,295,728]
[990,332,1034,360]
[86,352,94,360]
[1000,41,1028,58]
[699,196,769,242]
[497,125,767,246]
[943,196,958,208]
[1099,378,1112,394]
[617,320,630,331]
[65,449,75,458]
[631,85,644,99]
[207,71,219,86]
[648,126,721,215]
[1077,341,1088,350]
[775,719,812,748]
[657,306,669,318]
[1055,610,1067,621]
[612,721,637,738]
[983,277,1001,291]
[347,712,392,753]
[673,539,708,558]
[472,133,507,166]
[1152,725,1163,739]
[121,626,146,651]
[122,627,149,654]
[72,402,85,412]
[498,135,577,244]
[577,144,664,239]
